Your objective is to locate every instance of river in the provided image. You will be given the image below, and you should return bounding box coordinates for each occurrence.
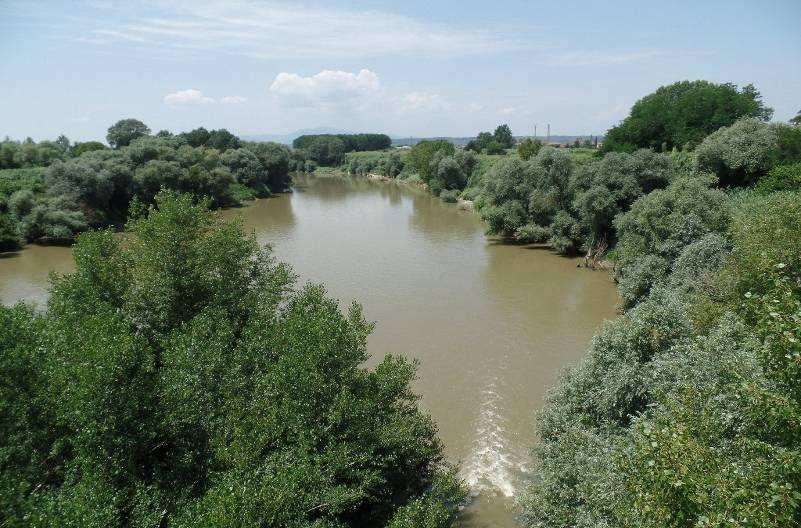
[0,174,619,526]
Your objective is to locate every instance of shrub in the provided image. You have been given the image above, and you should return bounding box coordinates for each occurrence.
[618,254,670,308]
[439,189,459,203]
[0,212,21,251]
[614,177,730,269]
[695,118,780,186]
[518,138,543,160]
[548,210,582,255]
[514,223,550,243]
[754,162,801,194]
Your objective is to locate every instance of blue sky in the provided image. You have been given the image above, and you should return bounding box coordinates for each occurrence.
[1,0,799,142]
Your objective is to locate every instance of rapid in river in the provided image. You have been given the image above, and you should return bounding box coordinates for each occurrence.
[0,174,619,526]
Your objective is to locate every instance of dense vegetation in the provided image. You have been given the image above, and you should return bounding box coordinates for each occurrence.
[0,120,292,249]
[517,82,801,528]
[293,134,392,166]
[0,191,466,528]
[465,124,514,154]
[601,81,773,153]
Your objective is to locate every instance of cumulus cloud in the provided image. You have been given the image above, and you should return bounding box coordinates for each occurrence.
[498,106,517,115]
[269,69,379,107]
[220,95,247,104]
[164,88,215,105]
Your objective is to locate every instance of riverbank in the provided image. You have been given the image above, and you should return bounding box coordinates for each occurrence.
[323,168,617,276]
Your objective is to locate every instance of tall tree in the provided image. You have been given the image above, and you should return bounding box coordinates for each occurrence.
[601,80,773,153]
[106,118,151,148]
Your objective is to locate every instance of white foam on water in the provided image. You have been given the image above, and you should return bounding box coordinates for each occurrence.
[462,376,518,498]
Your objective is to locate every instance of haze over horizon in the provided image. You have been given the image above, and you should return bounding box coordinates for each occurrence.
[2,0,799,142]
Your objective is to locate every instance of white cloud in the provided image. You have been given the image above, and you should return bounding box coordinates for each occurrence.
[401,92,447,112]
[164,88,215,105]
[269,69,379,107]
[467,103,485,113]
[498,106,517,116]
[220,95,246,104]
[76,0,522,59]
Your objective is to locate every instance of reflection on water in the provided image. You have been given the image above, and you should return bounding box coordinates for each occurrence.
[0,174,619,527]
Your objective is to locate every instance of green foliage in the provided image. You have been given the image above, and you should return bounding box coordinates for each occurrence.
[475,147,677,255]
[71,141,107,157]
[178,128,241,152]
[0,212,21,251]
[755,162,801,194]
[406,140,455,182]
[602,80,773,153]
[517,138,543,160]
[293,133,391,152]
[106,118,151,148]
[466,124,515,153]
[439,189,459,203]
[244,141,292,192]
[514,223,550,243]
[493,124,514,149]
[0,191,465,527]
[614,177,730,269]
[303,136,347,166]
[0,138,69,169]
[522,185,801,528]
[694,118,782,186]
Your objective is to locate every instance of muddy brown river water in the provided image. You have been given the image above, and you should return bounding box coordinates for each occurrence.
[0,174,619,526]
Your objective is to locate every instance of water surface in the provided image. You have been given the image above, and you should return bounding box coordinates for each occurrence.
[0,174,619,526]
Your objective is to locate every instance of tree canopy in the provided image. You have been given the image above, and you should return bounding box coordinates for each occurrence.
[293,133,391,153]
[601,80,773,153]
[0,191,466,527]
[106,118,151,149]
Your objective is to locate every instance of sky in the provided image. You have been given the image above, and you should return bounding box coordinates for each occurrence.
[1,0,799,142]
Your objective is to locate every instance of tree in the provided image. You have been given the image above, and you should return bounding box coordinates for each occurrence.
[106,118,151,148]
[71,141,107,157]
[601,80,773,153]
[493,124,514,149]
[791,109,801,127]
[518,138,543,160]
[0,191,465,527]
[305,136,346,166]
[406,140,455,182]
[484,140,504,155]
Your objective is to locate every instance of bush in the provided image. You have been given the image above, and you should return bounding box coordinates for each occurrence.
[518,138,543,160]
[695,118,780,186]
[0,212,21,251]
[548,210,582,254]
[439,189,459,203]
[484,140,504,155]
[19,199,88,242]
[614,178,730,269]
[755,162,801,194]
[514,223,550,243]
[617,254,669,307]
